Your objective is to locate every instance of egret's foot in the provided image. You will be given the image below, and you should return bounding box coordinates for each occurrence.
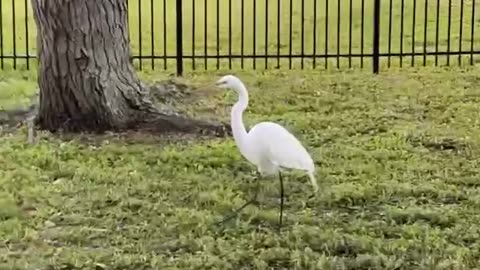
[215,173,262,227]
[216,198,258,225]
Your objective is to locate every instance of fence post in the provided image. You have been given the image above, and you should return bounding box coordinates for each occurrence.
[373,0,380,73]
[176,0,184,76]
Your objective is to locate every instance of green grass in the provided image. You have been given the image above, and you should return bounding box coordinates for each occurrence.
[1,0,480,268]
[1,0,479,71]
[0,70,37,110]
[1,67,480,269]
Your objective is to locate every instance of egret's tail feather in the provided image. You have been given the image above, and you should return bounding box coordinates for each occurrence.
[308,171,319,193]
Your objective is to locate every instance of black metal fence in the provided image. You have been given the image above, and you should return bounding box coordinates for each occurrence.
[0,0,478,75]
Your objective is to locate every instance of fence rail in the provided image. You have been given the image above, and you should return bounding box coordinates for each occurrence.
[0,0,478,75]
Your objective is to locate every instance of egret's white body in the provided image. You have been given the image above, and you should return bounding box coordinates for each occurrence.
[216,75,319,192]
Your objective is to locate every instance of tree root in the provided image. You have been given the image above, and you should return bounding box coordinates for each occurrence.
[0,102,231,140]
[128,81,232,138]
[0,82,232,140]
[1,105,231,140]
[132,111,231,138]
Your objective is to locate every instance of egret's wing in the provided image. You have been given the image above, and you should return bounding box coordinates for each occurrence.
[250,122,315,172]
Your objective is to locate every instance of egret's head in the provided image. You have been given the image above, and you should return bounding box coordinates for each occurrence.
[215,75,241,89]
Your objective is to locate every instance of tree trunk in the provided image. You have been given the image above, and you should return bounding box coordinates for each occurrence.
[30,0,228,136]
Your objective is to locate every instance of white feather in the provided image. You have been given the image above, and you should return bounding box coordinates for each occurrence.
[215,75,319,192]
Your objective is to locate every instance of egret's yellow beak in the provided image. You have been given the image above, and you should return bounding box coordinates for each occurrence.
[195,80,225,92]
[215,80,228,87]
[194,83,215,94]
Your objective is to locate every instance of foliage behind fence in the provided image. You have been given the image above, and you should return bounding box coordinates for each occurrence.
[0,0,478,74]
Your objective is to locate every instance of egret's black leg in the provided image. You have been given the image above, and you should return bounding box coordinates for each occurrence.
[278,171,284,229]
[217,176,261,225]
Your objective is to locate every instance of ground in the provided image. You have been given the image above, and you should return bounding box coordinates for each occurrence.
[1,0,480,269]
[1,67,480,269]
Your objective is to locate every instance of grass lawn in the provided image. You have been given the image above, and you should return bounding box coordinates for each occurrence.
[1,66,480,269]
[1,0,480,268]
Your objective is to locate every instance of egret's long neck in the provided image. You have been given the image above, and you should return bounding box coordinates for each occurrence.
[231,82,249,149]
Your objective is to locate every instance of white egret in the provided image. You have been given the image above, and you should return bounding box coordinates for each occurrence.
[214,74,318,227]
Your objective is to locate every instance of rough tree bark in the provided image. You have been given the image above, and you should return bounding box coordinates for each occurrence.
[30,0,227,135]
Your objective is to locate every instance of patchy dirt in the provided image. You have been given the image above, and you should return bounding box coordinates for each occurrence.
[406,134,471,154]
[0,91,38,126]
[0,80,230,142]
